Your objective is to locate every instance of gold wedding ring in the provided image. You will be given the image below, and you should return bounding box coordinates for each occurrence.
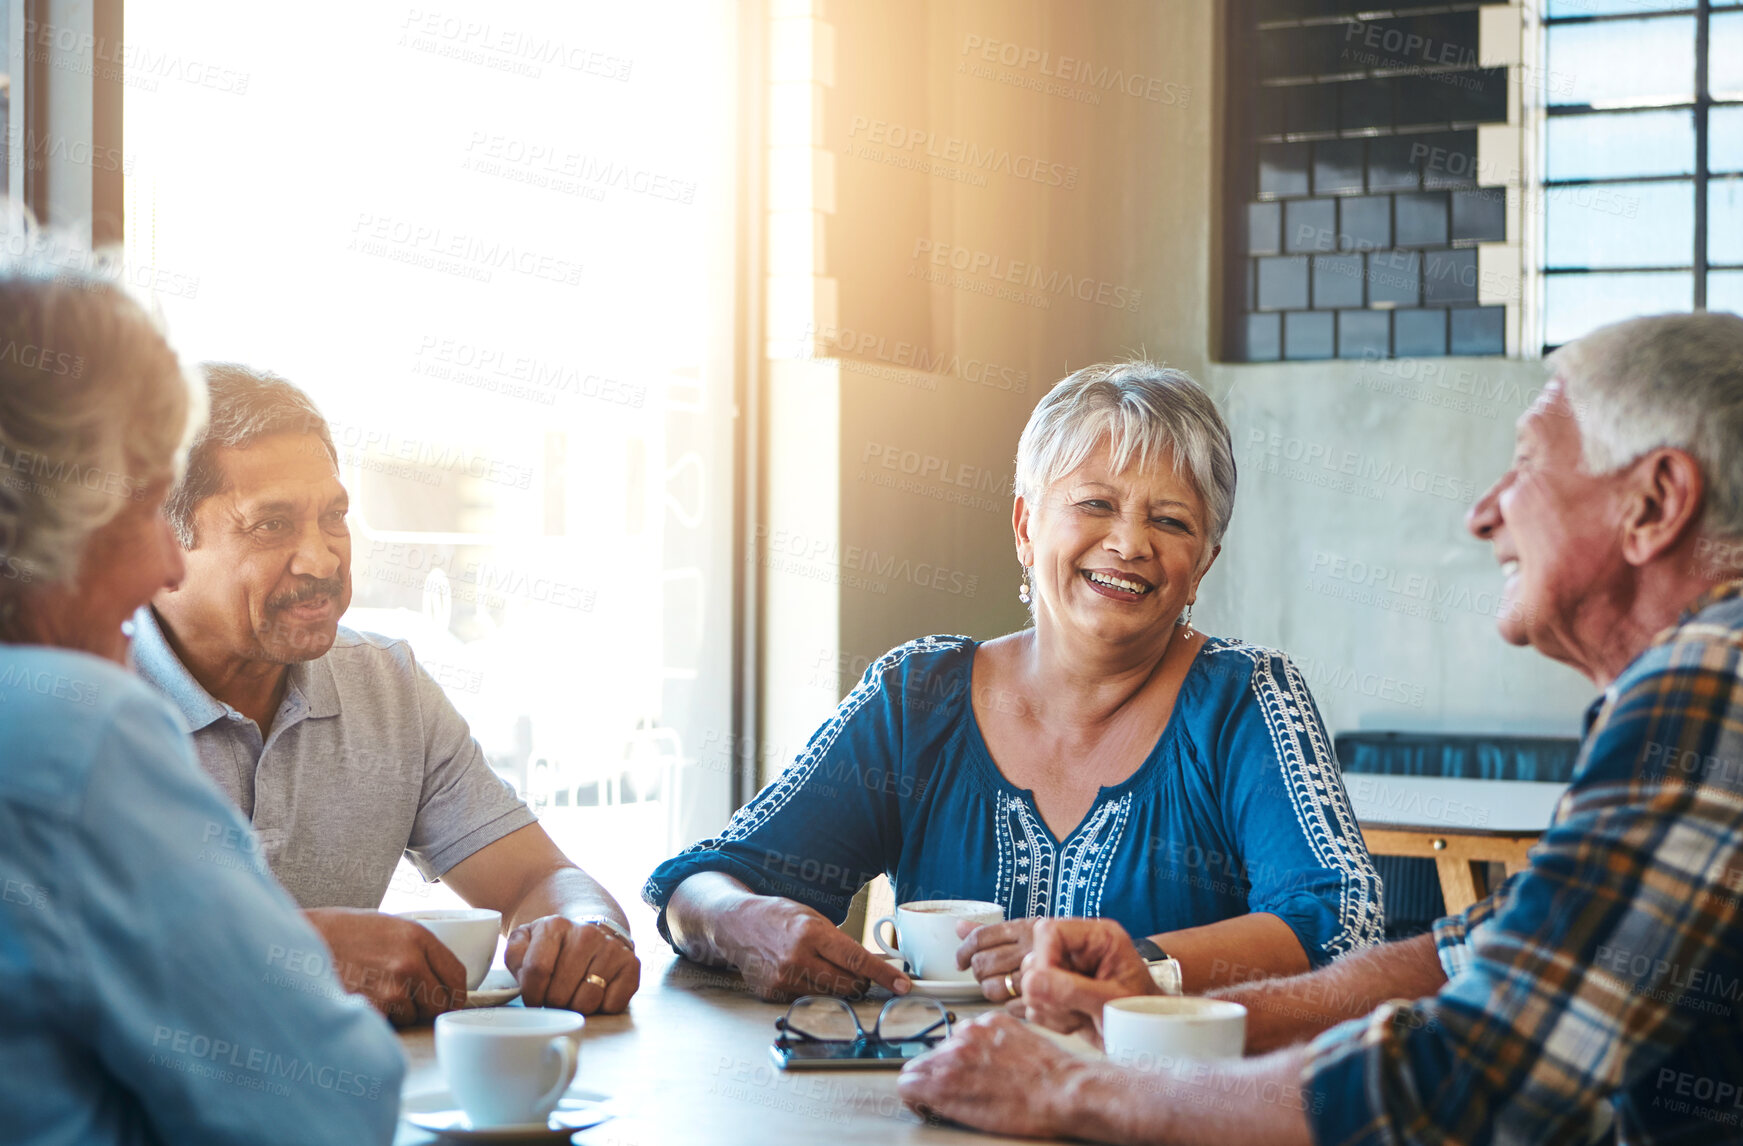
[585,972,608,989]
[1004,972,1020,998]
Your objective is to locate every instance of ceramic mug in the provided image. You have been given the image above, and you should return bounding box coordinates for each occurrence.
[1101,996,1247,1073]
[872,899,1004,981]
[435,1008,583,1128]
[397,908,501,990]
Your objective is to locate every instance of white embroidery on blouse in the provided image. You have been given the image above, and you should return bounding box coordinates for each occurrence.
[994,790,1132,920]
[1209,641,1384,958]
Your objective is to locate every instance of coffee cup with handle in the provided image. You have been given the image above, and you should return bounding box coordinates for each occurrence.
[1101,996,1246,1073]
[872,899,1004,981]
[435,1008,584,1128]
[397,907,501,991]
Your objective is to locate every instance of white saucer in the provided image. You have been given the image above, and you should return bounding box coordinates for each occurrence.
[401,1089,611,1140]
[461,966,522,1009]
[878,955,991,1003]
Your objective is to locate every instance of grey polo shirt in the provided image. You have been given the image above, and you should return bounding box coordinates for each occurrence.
[130,606,536,910]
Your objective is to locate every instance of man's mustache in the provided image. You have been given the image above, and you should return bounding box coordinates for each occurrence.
[267,578,344,612]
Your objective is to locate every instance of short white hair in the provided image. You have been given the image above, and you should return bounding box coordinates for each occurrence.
[1550,311,1743,540]
[1014,360,1237,545]
[0,223,204,629]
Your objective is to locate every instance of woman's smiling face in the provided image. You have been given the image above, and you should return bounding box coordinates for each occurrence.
[1017,438,1218,652]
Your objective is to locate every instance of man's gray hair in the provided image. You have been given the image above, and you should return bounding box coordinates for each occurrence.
[164,364,337,548]
[1550,311,1743,541]
[0,241,203,623]
[1014,360,1237,546]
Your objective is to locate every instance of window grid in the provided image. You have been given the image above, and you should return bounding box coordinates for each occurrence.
[1541,2,1743,351]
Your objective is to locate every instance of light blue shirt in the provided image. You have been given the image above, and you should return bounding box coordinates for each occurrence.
[0,645,406,1146]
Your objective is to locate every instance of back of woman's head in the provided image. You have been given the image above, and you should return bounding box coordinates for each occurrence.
[0,226,204,618]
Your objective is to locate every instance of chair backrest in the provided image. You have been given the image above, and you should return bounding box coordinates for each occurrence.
[1335,731,1581,783]
[1336,731,1581,939]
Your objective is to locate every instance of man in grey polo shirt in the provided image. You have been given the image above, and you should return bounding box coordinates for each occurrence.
[132,363,639,1025]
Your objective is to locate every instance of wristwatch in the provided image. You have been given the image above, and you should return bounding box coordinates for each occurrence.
[1132,935,1183,996]
[578,915,635,950]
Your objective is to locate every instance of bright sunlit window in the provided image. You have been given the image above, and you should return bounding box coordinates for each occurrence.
[123,1,739,910]
[1540,0,1743,349]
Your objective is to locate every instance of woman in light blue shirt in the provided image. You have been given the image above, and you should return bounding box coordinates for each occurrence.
[649,361,1383,1002]
[0,244,405,1145]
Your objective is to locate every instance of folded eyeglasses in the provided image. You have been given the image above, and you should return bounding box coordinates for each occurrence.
[774,994,955,1058]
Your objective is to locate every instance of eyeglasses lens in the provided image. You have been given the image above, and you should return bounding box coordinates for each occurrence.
[784,996,863,1042]
[876,996,948,1043]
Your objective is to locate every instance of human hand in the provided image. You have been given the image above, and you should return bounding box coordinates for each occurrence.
[1007,918,1159,1045]
[723,896,911,1002]
[954,916,1040,1002]
[898,1013,1088,1138]
[505,916,641,1013]
[303,907,468,1026]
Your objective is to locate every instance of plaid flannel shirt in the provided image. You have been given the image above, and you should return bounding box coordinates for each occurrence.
[1304,581,1743,1146]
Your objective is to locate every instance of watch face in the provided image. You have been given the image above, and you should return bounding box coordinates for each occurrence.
[1146,959,1184,996]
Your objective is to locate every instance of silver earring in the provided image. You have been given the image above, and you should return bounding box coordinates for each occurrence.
[1179,604,1194,636]
[1018,568,1032,606]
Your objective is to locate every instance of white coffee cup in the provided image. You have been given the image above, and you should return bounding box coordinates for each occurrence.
[1101,996,1246,1072]
[872,899,1004,981]
[436,1008,583,1128]
[398,908,501,990]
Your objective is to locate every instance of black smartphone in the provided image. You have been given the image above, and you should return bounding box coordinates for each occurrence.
[769,1041,934,1071]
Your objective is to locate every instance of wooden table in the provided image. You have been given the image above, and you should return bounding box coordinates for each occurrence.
[394,952,1060,1145]
[1344,774,1567,914]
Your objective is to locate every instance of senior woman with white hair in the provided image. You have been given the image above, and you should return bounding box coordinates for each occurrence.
[647,361,1382,1002]
[0,249,404,1144]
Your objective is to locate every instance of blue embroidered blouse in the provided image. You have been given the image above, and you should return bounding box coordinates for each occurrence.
[645,635,1383,967]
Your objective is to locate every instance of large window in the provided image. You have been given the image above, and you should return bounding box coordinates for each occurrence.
[2,0,11,200]
[1541,0,1743,349]
[7,0,122,226]
[1224,0,1513,362]
[123,2,743,910]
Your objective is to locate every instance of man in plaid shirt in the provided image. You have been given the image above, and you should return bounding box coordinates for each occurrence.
[898,313,1743,1146]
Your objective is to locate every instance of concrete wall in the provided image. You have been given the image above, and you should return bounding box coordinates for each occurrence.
[759,0,1591,770]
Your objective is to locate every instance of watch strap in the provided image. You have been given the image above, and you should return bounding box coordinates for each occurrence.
[579,915,634,949]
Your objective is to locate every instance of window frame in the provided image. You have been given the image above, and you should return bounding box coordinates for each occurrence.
[1538,1,1743,351]
[5,0,119,236]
